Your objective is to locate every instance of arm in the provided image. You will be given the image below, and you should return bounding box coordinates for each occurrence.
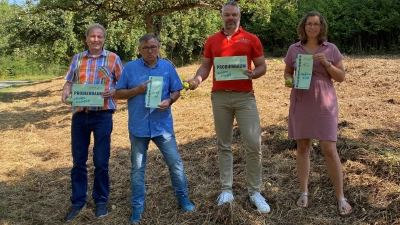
[185,57,213,90]
[158,91,180,111]
[62,54,78,103]
[102,89,116,99]
[113,56,123,82]
[115,80,151,100]
[284,64,295,88]
[61,81,72,103]
[103,56,123,99]
[313,53,345,83]
[243,56,266,80]
[326,60,345,83]
[169,91,180,104]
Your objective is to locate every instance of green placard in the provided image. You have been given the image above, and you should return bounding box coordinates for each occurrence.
[294,54,313,89]
[214,56,248,81]
[145,76,163,108]
[71,84,105,106]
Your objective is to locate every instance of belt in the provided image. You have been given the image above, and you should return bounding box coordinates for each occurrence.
[213,90,233,92]
[77,109,114,114]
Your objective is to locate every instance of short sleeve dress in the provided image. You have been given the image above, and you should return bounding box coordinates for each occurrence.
[284,41,343,141]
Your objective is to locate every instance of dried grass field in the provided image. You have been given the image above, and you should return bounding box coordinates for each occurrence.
[0,56,399,225]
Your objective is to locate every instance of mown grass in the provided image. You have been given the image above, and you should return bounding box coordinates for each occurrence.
[0,56,399,225]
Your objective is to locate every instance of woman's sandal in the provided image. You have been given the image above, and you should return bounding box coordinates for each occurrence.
[296,192,309,208]
[338,198,353,217]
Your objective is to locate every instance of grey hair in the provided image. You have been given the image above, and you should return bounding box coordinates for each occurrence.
[86,23,106,38]
[221,1,240,13]
[138,33,160,46]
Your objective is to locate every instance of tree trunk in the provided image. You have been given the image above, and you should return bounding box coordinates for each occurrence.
[144,14,154,34]
[144,14,162,38]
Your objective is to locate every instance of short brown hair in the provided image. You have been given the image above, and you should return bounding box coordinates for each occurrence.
[297,11,328,45]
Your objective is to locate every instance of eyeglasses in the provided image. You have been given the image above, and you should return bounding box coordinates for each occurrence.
[141,45,158,51]
[305,23,321,28]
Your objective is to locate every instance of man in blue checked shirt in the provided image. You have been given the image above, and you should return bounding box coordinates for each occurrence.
[115,33,195,224]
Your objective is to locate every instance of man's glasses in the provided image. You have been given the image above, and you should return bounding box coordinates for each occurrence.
[141,45,158,51]
[305,23,321,28]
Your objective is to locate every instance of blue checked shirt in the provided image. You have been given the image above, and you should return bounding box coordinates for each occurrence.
[115,58,182,138]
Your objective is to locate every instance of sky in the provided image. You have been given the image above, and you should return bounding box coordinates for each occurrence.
[9,0,26,5]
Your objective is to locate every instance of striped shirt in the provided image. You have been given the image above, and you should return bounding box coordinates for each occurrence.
[65,49,123,114]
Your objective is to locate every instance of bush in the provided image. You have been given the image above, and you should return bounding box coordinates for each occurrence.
[0,55,67,80]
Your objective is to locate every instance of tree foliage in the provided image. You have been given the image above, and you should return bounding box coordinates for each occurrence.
[1,0,400,77]
[35,0,227,34]
[241,0,298,56]
[6,0,231,64]
[161,7,221,65]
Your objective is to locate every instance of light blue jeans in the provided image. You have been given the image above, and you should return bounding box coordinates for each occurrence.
[129,131,189,208]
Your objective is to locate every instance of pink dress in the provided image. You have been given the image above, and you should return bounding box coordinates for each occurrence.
[284,41,343,141]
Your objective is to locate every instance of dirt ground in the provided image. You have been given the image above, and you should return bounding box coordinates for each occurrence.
[0,56,399,225]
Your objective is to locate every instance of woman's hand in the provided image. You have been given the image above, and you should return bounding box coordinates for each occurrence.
[312,53,330,67]
[285,77,294,88]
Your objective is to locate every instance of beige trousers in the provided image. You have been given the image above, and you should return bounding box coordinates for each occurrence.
[211,91,263,195]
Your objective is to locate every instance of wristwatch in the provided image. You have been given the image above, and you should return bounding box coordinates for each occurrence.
[168,97,174,105]
[325,61,332,68]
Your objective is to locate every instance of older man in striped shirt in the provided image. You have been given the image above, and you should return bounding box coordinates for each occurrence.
[61,23,123,222]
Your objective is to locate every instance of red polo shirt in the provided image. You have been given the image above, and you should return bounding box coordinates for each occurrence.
[204,26,264,92]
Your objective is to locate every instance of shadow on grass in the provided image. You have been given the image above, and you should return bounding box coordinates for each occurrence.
[0,79,58,102]
[0,89,129,130]
[0,99,71,130]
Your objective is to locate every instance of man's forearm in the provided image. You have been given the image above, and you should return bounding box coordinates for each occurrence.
[63,81,72,93]
[115,88,141,100]
[194,65,211,84]
[62,82,73,98]
[252,64,267,79]
[169,91,180,102]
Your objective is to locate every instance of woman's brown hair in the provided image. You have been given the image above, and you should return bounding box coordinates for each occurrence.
[297,11,328,45]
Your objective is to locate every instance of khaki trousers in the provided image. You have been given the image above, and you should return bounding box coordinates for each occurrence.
[211,91,262,195]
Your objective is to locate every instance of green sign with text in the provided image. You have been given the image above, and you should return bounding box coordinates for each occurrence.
[71,84,105,106]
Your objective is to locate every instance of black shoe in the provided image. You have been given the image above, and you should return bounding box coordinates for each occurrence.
[66,204,86,222]
[95,204,108,218]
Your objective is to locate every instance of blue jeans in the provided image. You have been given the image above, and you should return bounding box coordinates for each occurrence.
[129,131,188,208]
[70,110,113,206]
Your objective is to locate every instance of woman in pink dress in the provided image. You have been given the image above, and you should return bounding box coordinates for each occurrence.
[283,11,352,216]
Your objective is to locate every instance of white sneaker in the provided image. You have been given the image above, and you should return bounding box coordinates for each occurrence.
[250,192,270,213]
[217,192,234,206]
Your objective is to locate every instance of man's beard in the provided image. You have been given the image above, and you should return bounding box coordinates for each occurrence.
[224,20,240,30]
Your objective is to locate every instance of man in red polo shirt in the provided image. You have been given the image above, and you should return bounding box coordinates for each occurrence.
[186,1,270,214]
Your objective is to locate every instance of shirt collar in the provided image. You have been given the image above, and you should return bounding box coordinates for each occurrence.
[140,56,160,68]
[83,48,106,57]
[295,41,328,47]
[220,26,243,36]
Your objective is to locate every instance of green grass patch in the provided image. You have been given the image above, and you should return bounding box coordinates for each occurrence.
[0,74,59,82]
